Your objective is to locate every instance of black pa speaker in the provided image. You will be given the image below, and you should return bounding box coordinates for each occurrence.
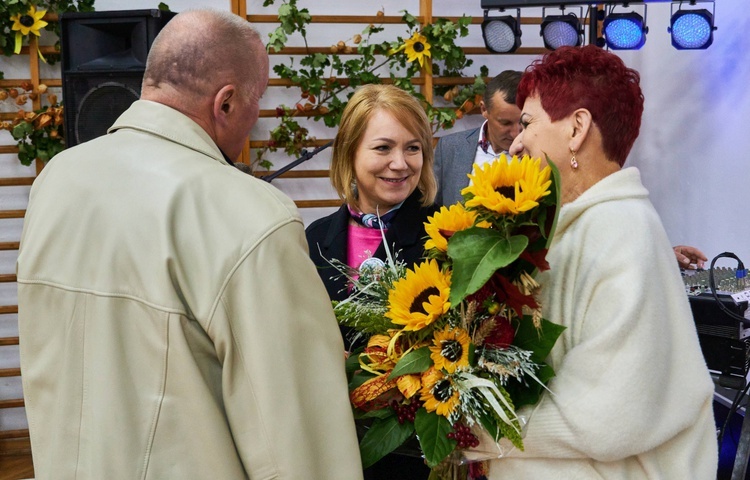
[61,9,176,147]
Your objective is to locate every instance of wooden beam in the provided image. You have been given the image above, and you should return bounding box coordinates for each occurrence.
[0,368,21,378]
[0,337,19,346]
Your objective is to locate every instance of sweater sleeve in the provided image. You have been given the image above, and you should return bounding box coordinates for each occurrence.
[510,201,715,462]
[209,220,364,479]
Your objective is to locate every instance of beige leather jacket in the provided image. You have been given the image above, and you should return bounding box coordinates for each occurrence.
[17,100,363,479]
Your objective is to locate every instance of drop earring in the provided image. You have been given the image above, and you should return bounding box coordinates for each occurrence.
[570,149,578,170]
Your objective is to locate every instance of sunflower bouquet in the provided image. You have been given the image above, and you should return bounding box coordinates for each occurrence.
[333,154,564,479]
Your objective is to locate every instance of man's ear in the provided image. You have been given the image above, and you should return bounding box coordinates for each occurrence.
[569,108,592,153]
[213,85,237,123]
[480,100,489,120]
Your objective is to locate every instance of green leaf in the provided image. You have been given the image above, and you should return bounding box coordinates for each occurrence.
[508,363,555,409]
[447,228,528,305]
[157,2,170,11]
[389,346,432,379]
[36,149,49,162]
[415,408,455,468]
[11,122,33,140]
[476,410,500,442]
[514,316,565,364]
[355,408,394,420]
[345,351,362,375]
[359,416,415,468]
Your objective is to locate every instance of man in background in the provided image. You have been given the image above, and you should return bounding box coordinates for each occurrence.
[433,70,522,206]
[17,9,362,479]
[433,70,706,269]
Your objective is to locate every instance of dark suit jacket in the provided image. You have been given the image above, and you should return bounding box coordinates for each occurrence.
[306,190,438,302]
[433,126,481,206]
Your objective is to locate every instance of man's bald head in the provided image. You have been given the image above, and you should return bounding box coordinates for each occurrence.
[139,9,269,160]
[142,9,266,102]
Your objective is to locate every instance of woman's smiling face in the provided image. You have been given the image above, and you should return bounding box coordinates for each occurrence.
[353,108,423,214]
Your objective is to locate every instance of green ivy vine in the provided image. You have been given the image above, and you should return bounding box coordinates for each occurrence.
[258,0,489,170]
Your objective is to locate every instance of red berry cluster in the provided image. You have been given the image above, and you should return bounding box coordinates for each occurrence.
[447,423,479,448]
[391,399,421,424]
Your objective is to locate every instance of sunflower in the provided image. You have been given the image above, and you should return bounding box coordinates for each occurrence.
[420,368,460,417]
[385,259,451,331]
[430,326,471,373]
[462,155,552,215]
[424,204,490,252]
[10,6,48,55]
[390,32,431,68]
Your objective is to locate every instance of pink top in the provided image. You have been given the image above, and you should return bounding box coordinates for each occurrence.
[347,223,386,270]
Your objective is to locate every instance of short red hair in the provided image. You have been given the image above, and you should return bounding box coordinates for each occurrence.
[517,45,644,167]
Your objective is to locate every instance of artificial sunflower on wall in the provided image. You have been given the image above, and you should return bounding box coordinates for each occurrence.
[0,1,95,167]
[390,31,432,69]
[10,5,47,55]
[0,1,95,61]
[260,0,490,170]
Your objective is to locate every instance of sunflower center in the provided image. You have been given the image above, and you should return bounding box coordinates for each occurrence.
[410,286,440,314]
[441,340,463,362]
[413,41,425,53]
[20,15,35,27]
[433,379,453,402]
[495,185,517,200]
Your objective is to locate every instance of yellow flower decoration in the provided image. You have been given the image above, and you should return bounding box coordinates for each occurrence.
[462,155,552,216]
[430,326,471,373]
[360,334,397,372]
[396,374,422,399]
[424,204,490,252]
[11,6,48,54]
[385,259,451,331]
[420,368,460,417]
[390,32,432,68]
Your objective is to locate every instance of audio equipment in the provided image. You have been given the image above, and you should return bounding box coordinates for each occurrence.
[683,262,750,389]
[60,9,176,147]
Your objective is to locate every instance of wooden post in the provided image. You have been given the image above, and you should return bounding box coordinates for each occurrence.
[420,0,433,103]
[28,35,45,176]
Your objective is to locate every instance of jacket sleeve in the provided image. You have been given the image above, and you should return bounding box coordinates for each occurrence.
[209,220,364,479]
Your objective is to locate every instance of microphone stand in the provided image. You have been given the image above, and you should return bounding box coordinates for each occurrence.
[261,141,333,183]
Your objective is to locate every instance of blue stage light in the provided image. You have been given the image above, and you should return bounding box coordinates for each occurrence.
[603,12,647,50]
[669,9,714,50]
[540,13,583,50]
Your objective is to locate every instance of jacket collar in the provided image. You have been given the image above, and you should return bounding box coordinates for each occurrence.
[108,100,230,166]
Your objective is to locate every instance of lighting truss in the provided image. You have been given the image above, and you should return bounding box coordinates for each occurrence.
[480,0,716,51]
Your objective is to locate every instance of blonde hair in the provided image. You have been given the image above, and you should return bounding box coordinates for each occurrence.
[329,84,436,210]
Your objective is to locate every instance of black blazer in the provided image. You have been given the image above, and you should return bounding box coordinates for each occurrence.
[305,188,435,479]
[306,190,438,302]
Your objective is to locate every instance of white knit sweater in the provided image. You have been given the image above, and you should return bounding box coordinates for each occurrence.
[488,168,718,479]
